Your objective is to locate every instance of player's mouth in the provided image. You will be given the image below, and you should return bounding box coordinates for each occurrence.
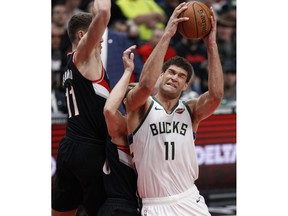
[166,82,177,89]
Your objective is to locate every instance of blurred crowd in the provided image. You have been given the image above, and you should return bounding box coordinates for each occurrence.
[52,0,236,115]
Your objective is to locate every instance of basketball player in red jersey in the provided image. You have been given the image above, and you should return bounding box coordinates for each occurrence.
[52,0,111,215]
[98,45,140,216]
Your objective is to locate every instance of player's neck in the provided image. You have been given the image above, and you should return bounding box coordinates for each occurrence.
[154,94,179,113]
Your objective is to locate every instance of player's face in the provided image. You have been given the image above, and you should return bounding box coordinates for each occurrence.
[160,65,188,98]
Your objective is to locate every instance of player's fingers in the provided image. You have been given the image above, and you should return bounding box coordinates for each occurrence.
[125,45,136,53]
[176,17,189,25]
[123,45,136,58]
[175,2,187,11]
[210,6,215,18]
[130,52,134,61]
[130,44,136,50]
[209,7,216,30]
[169,2,189,26]
[122,50,129,60]
[173,2,188,17]
[123,49,130,56]
[210,7,216,24]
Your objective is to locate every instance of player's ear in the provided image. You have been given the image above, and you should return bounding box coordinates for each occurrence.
[78,30,85,40]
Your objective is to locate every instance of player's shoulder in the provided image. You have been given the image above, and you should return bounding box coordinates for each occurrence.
[183,98,197,109]
[181,98,198,117]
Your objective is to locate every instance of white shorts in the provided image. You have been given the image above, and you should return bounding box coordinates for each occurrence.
[141,184,211,216]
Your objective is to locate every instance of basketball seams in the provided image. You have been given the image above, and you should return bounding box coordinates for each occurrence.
[179,10,187,38]
[199,3,212,38]
[177,1,211,39]
[192,1,199,39]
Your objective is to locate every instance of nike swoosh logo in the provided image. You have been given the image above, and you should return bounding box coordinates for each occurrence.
[155,106,163,110]
[196,196,201,203]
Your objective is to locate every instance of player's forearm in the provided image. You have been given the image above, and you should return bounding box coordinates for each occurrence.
[138,33,172,92]
[94,0,111,23]
[207,43,224,100]
[104,69,131,137]
[104,70,131,115]
[79,0,110,63]
[93,0,111,15]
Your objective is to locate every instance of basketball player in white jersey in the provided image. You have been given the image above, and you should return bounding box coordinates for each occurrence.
[124,2,224,216]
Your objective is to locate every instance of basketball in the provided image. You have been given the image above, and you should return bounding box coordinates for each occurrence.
[178,1,212,40]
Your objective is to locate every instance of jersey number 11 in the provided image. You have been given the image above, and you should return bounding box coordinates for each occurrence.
[65,86,79,118]
[164,141,175,160]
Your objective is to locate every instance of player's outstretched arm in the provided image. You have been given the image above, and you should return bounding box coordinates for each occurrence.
[77,0,111,62]
[126,2,189,112]
[104,45,136,145]
[189,7,224,128]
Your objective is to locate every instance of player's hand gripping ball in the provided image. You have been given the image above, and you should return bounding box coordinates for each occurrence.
[178,1,212,40]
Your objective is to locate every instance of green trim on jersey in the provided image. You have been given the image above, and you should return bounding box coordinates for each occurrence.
[182,100,193,119]
[152,96,179,114]
[132,100,154,136]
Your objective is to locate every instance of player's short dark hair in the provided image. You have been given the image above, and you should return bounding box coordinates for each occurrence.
[162,56,194,83]
[68,12,93,43]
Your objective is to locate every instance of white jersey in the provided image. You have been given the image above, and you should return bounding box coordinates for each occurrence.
[129,96,199,198]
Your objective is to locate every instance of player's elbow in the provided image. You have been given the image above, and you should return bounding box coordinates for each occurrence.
[209,83,224,100]
[138,79,155,95]
[210,90,223,104]
[103,106,115,121]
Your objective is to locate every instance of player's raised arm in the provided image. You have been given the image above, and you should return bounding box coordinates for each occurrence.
[188,7,224,129]
[104,45,136,145]
[125,2,189,112]
[76,0,111,62]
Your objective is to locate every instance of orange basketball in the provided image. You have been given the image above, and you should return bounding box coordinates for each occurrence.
[178,1,212,40]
